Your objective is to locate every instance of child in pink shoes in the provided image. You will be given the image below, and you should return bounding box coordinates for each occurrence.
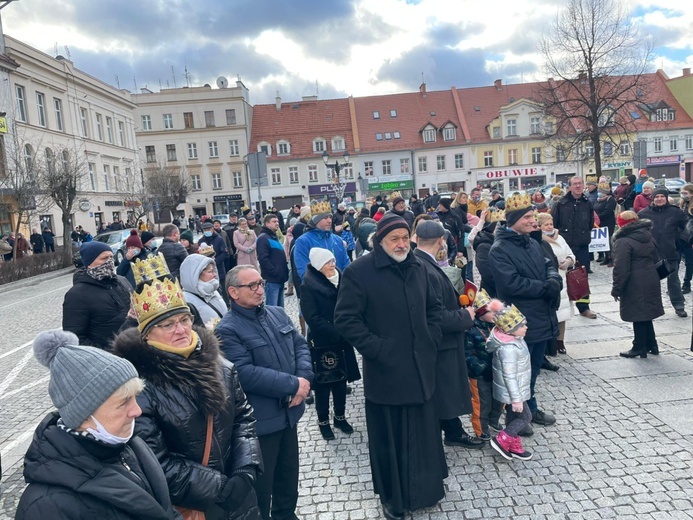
[486,304,533,461]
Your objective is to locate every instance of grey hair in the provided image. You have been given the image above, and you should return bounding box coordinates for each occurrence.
[113,378,145,400]
[225,265,259,294]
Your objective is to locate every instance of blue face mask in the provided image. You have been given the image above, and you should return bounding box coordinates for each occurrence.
[204,231,213,237]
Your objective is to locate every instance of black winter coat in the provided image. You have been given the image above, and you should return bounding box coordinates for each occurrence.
[551,192,594,248]
[593,195,617,231]
[16,413,181,520]
[334,246,443,405]
[387,208,415,229]
[198,233,230,280]
[113,328,262,520]
[637,203,687,261]
[332,209,347,228]
[611,219,664,322]
[437,209,464,244]
[158,238,188,280]
[488,226,559,344]
[370,202,389,217]
[472,229,497,297]
[414,249,473,418]
[62,270,132,349]
[256,227,289,284]
[299,265,361,383]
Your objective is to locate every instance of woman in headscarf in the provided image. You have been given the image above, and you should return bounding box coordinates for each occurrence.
[113,254,262,519]
[180,254,228,326]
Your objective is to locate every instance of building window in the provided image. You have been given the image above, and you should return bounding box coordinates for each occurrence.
[506,119,516,136]
[390,110,397,118]
[376,133,383,141]
[125,167,132,192]
[394,131,401,139]
[233,171,243,188]
[95,114,103,141]
[118,122,125,146]
[492,127,501,139]
[530,117,541,134]
[423,128,436,143]
[654,137,662,153]
[259,144,270,155]
[373,111,380,119]
[418,157,427,173]
[106,117,113,144]
[585,143,595,157]
[343,163,354,180]
[205,111,215,127]
[113,166,120,192]
[308,165,318,182]
[655,108,674,121]
[332,137,345,151]
[620,141,631,155]
[15,85,27,122]
[382,160,391,175]
[226,109,236,125]
[686,135,693,151]
[187,143,198,159]
[436,155,446,171]
[454,154,464,169]
[443,127,456,141]
[313,140,325,153]
[271,168,281,185]
[364,161,374,177]
[24,144,33,173]
[531,147,542,163]
[36,92,47,127]
[278,142,289,155]
[141,115,151,131]
[556,146,567,161]
[88,162,96,190]
[484,151,494,167]
[508,149,518,165]
[229,140,240,156]
[166,144,177,161]
[212,173,222,190]
[163,113,173,130]
[53,98,64,131]
[80,108,89,137]
[289,166,299,184]
[103,165,110,191]
[209,141,219,158]
[603,142,613,156]
[545,122,554,134]
[670,137,678,152]
[400,158,410,174]
[191,175,201,191]
[385,133,392,140]
[184,112,194,129]
[145,145,156,163]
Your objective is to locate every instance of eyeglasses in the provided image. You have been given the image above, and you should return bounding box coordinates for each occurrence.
[324,259,336,266]
[154,314,193,333]
[235,279,266,292]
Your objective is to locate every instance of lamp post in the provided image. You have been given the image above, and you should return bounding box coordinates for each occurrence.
[322,150,350,202]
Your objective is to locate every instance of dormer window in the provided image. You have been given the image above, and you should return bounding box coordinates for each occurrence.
[277,142,290,155]
[390,110,397,117]
[597,107,615,128]
[422,127,436,143]
[373,111,380,119]
[331,137,345,151]
[313,139,326,153]
[258,142,271,156]
[442,126,456,141]
[654,107,675,121]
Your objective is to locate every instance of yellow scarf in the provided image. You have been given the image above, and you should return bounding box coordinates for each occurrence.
[146,331,199,359]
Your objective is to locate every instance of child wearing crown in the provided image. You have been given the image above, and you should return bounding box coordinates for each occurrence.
[487,304,534,461]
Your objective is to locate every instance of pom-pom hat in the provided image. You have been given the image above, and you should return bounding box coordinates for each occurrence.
[33,329,138,429]
[125,229,143,249]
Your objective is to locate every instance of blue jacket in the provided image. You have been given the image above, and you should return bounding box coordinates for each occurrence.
[293,228,350,281]
[217,302,313,436]
[256,227,289,284]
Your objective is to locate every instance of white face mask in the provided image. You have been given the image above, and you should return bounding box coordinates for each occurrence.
[198,277,220,298]
[86,415,134,445]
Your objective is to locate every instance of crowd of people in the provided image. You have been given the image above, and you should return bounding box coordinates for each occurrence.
[9,173,693,519]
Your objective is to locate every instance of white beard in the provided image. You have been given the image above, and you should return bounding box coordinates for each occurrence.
[386,248,409,263]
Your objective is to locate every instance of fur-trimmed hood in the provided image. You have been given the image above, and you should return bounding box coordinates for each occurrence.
[113,326,228,416]
[613,218,653,243]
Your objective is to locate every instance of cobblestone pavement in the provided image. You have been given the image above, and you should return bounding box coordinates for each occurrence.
[2,263,693,519]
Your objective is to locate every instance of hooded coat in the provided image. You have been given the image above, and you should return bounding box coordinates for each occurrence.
[62,269,132,349]
[180,254,228,324]
[487,330,532,405]
[112,327,262,520]
[292,220,350,281]
[637,202,687,261]
[16,413,181,520]
[611,219,664,323]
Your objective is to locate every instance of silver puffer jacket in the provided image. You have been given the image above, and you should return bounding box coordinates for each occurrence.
[486,329,532,404]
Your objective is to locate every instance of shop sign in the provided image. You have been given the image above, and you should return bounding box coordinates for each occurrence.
[646,155,681,166]
[603,161,632,169]
[213,194,243,202]
[308,182,356,195]
[368,180,414,191]
[78,199,91,211]
[476,167,541,181]
[104,200,123,207]
[124,200,141,207]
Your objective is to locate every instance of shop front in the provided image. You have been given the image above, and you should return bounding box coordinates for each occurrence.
[601,160,634,181]
[308,182,356,209]
[646,155,682,180]
[474,166,547,194]
[367,178,414,199]
[212,194,245,215]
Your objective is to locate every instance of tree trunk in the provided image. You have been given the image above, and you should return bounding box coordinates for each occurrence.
[62,213,73,265]
[12,211,23,261]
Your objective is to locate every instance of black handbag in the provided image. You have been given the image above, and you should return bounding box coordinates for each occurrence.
[655,259,672,280]
[311,345,347,385]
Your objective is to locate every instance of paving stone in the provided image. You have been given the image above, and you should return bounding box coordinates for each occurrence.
[584,354,693,380]
[610,374,693,403]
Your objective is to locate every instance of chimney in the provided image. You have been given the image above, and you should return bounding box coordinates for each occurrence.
[494,79,502,90]
[275,93,281,111]
[419,82,427,94]
[683,68,691,77]
[578,71,587,81]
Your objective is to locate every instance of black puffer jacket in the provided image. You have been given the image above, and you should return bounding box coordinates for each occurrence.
[488,225,559,344]
[611,219,664,323]
[158,238,188,279]
[16,413,181,520]
[62,269,132,349]
[472,228,497,297]
[593,195,617,231]
[551,192,594,248]
[299,265,361,383]
[637,203,687,261]
[113,327,262,520]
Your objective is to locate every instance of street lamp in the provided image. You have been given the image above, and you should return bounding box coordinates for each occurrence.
[322,150,350,201]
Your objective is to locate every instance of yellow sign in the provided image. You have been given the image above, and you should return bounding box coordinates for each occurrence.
[0,117,7,133]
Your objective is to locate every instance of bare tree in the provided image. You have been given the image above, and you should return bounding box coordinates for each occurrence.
[538,0,653,177]
[143,162,190,230]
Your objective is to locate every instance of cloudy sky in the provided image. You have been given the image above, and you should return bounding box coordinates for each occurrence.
[1,0,691,105]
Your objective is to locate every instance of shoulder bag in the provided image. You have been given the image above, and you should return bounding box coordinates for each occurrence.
[175,415,214,520]
[566,261,590,301]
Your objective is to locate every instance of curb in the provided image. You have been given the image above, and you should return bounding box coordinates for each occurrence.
[1,266,76,291]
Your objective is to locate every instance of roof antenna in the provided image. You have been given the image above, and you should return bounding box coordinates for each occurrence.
[115,75,120,89]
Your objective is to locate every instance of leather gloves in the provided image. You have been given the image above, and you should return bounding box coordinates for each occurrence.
[218,473,254,512]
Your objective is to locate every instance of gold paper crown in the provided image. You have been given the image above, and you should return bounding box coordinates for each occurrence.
[310,200,332,214]
[486,209,506,222]
[472,289,492,312]
[132,276,189,333]
[391,190,402,199]
[505,193,532,213]
[132,253,171,287]
[494,304,527,333]
[598,182,611,191]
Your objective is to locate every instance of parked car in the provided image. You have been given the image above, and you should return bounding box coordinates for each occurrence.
[73,228,137,268]
[211,214,230,225]
[654,178,685,197]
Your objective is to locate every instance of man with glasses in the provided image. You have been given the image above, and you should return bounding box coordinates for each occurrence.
[217,265,313,520]
[257,214,289,307]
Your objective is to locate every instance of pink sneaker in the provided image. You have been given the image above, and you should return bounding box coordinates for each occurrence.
[490,430,513,460]
[509,435,533,460]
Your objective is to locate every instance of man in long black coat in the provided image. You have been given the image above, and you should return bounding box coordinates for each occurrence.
[335,213,446,520]
[413,221,483,449]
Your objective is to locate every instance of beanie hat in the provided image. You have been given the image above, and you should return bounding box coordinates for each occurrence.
[242,208,252,217]
[619,176,629,184]
[141,231,155,245]
[652,186,669,199]
[33,329,138,429]
[642,181,655,190]
[617,211,638,228]
[180,229,194,243]
[80,241,112,267]
[310,212,332,228]
[391,196,405,207]
[202,221,214,230]
[550,185,563,196]
[375,195,383,202]
[309,247,335,271]
[416,220,445,240]
[300,206,312,221]
[375,213,410,242]
[438,197,453,210]
[125,229,143,249]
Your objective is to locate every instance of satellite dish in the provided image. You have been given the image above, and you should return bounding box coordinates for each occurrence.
[216,76,229,89]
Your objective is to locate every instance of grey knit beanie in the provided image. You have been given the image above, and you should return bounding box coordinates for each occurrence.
[33,329,139,428]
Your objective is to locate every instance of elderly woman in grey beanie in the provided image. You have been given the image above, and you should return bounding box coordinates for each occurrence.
[16,329,182,520]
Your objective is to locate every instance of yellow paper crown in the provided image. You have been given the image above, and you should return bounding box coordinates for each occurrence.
[132,253,171,287]
[391,190,402,199]
[486,209,506,222]
[132,276,189,333]
[505,193,532,213]
[494,304,527,333]
[472,288,492,312]
[310,200,332,214]
[598,182,611,192]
